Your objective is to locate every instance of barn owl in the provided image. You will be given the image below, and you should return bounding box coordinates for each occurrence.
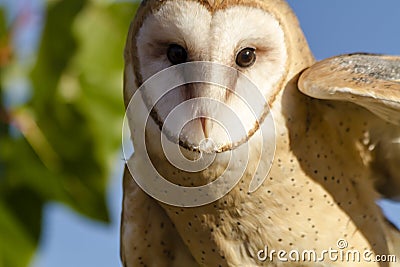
[120,0,400,266]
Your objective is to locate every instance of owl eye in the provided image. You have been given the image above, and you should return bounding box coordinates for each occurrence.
[167,44,187,65]
[236,48,256,68]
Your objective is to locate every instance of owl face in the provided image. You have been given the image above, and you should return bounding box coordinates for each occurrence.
[129,0,289,152]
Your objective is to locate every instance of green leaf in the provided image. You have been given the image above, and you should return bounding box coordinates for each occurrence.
[0,199,37,267]
[0,8,6,38]
[71,2,139,166]
[29,0,111,222]
[31,0,87,109]
[0,7,12,68]
[0,1,139,266]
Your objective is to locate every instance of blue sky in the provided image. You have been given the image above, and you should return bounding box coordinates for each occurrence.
[2,1,397,266]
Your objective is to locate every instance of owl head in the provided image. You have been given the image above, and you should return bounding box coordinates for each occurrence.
[124,0,314,153]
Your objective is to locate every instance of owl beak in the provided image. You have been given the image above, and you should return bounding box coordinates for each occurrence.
[200,117,208,138]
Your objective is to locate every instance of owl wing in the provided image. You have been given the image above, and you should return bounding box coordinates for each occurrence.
[298,53,400,125]
[120,166,198,266]
[298,53,400,199]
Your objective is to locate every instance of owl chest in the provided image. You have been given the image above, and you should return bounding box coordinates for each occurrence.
[160,102,388,266]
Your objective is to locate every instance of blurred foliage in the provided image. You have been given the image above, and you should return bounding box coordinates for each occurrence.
[0,1,138,266]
